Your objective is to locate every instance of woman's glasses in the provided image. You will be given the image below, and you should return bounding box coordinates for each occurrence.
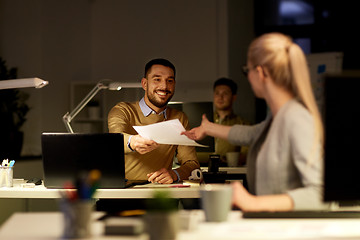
[242,65,258,77]
[242,65,250,77]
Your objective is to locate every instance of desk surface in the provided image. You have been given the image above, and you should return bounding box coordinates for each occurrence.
[1,211,360,240]
[0,167,247,199]
[0,182,200,199]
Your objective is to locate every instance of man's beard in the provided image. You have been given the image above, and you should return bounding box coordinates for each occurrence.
[147,90,174,109]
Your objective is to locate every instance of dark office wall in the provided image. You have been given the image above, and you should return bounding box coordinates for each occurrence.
[253,0,360,70]
[228,0,255,123]
[312,1,360,70]
[0,0,254,156]
[0,0,92,155]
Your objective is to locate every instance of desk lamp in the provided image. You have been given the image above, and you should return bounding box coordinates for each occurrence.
[0,78,48,89]
[62,79,142,133]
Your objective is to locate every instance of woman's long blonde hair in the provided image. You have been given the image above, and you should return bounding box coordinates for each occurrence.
[248,32,324,159]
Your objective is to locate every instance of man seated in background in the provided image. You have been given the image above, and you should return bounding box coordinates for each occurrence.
[108,58,200,183]
[213,78,249,166]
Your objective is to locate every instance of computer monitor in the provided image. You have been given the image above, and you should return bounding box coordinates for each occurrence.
[323,71,360,202]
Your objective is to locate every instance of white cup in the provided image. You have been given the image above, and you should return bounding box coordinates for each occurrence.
[226,152,240,167]
[200,184,232,222]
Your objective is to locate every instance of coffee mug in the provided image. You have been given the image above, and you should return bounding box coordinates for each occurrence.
[200,184,232,222]
[226,152,240,167]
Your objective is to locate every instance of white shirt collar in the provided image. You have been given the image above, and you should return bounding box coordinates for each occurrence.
[139,97,167,119]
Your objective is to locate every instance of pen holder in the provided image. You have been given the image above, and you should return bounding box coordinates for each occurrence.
[0,166,14,188]
[60,199,94,239]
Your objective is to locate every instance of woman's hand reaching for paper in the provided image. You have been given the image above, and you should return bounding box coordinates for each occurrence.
[181,114,209,141]
[182,113,232,141]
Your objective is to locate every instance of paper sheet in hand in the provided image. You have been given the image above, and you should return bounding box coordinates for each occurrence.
[133,119,207,147]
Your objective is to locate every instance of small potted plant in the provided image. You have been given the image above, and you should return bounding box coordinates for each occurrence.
[0,57,30,159]
[144,191,179,240]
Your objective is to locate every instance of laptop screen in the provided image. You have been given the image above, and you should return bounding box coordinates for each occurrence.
[41,133,125,189]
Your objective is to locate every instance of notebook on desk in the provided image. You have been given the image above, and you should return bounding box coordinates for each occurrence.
[41,133,126,189]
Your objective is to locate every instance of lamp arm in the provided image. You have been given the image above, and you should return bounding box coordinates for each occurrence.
[63,115,74,133]
[63,82,107,133]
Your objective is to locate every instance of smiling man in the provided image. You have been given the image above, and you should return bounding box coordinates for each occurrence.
[108,58,200,184]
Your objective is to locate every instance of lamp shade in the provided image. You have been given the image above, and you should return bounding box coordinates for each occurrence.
[0,78,48,90]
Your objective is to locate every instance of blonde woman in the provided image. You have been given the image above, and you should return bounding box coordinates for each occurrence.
[182,32,329,212]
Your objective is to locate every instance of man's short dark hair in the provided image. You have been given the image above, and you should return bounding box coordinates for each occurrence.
[144,58,176,78]
[213,78,237,95]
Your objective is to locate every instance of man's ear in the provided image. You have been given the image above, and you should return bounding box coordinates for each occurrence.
[141,78,147,91]
[232,94,237,103]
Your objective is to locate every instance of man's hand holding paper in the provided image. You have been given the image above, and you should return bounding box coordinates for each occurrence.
[129,135,159,154]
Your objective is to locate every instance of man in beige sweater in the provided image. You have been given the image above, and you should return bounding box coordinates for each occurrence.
[108,58,200,183]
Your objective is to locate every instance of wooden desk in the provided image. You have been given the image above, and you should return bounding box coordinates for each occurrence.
[2,211,360,239]
[0,183,200,199]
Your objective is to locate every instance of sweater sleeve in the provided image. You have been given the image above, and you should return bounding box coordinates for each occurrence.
[228,120,268,146]
[175,145,200,181]
[108,102,137,154]
[285,107,330,210]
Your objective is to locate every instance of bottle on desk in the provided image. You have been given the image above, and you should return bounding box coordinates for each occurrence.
[208,154,220,173]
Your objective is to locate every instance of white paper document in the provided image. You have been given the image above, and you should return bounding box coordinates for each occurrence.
[133,119,207,147]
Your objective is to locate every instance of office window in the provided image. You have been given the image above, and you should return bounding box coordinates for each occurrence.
[278,0,314,25]
[256,0,314,27]
[294,38,311,54]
